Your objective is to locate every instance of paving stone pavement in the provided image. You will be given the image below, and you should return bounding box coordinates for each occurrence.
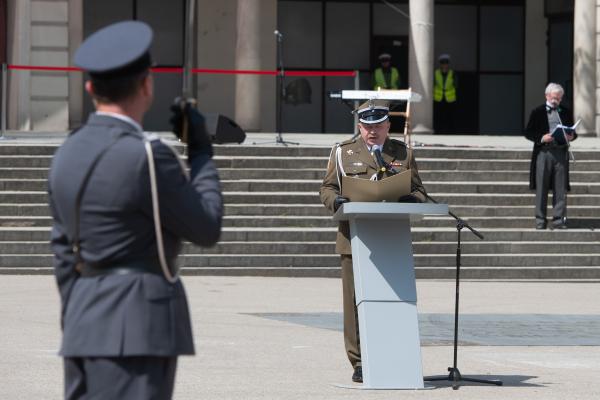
[1,275,600,399]
[251,312,600,346]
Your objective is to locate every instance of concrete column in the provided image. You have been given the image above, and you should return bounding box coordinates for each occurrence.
[573,0,596,136]
[595,0,600,136]
[6,0,31,130]
[68,0,83,129]
[408,0,433,134]
[234,0,261,131]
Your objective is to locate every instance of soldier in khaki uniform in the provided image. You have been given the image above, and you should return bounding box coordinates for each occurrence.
[319,100,427,383]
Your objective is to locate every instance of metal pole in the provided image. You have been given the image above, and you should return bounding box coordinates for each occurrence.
[353,70,359,136]
[275,31,284,142]
[182,0,196,100]
[1,63,7,138]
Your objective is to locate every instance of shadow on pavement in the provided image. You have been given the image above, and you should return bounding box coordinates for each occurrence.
[425,374,542,389]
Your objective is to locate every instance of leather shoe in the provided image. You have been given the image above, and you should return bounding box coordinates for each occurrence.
[553,223,568,230]
[352,366,363,383]
[535,223,546,230]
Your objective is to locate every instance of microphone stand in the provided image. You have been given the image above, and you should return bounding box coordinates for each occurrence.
[415,187,502,389]
[274,30,298,146]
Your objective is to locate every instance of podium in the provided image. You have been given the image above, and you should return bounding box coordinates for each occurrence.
[334,202,449,389]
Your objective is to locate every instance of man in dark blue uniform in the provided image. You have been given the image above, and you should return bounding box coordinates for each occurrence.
[48,21,223,399]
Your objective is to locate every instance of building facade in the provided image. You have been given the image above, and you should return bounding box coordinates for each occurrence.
[1,0,598,136]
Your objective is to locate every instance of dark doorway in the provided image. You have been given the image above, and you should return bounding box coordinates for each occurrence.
[82,0,185,131]
[547,16,574,108]
[452,71,478,134]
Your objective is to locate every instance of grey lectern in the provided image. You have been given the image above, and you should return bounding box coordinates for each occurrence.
[334,202,449,389]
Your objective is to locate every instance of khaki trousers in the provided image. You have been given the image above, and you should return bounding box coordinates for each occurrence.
[341,254,361,368]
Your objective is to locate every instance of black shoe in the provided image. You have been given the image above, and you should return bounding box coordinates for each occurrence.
[536,223,547,230]
[352,366,363,383]
[553,223,568,230]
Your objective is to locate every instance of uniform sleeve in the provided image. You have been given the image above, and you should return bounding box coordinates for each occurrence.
[319,145,341,213]
[409,153,427,203]
[143,142,223,247]
[48,195,79,328]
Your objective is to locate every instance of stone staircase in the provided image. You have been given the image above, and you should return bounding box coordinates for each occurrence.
[0,142,599,279]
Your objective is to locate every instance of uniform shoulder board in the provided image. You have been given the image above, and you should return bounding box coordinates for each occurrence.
[338,137,357,147]
[390,138,407,148]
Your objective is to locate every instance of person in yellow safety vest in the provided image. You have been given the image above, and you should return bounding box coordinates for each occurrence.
[433,54,457,134]
[373,53,400,90]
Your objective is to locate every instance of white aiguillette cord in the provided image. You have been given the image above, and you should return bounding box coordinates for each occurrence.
[143,133,189,283]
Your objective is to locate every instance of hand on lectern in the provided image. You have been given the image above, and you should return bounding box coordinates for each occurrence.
[334,196,349,211]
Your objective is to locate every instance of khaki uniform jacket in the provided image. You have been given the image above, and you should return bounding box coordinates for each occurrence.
[320,136,426,255]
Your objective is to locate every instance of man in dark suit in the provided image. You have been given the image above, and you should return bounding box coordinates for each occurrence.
[524,83,577,230]
[48,21,223,399]
[319,100,426,383]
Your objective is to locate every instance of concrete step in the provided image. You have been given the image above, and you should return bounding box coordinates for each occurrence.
[218,169,326,180]
[0,142,597,280]
[211,157,600,171]
[212,145,600,161]
[0,227,340,242]
[422,170,600,182]
[415,217,600,229]
[445,205,600,218]
[0,168,49,179]
[186,241,600,255]
[2,252,598,267]
[3,265,597,279]
[1,167,599,183]
[0,217,53,228]
[0,156,598,175]
[413,254,600,267]
[0,254,342,268]
[2,226,597,243]
[220,180,599,194]
[414,266,600,280]
[3,239,599,256]
[413,241,600,254]
[2,143,599,161]
[0,204,50,216]
[0,145,59,156]
[0,156,53,168]
[4,178,600,195]
[223,204,599,218]
[1,215,597,229]
[0,203,597,220]
[412,228,600,242]
[0,254,600,279]
[230,192,600,206]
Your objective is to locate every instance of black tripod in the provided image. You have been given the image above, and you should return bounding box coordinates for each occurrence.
[416,188,503,390]
[273,29,298,146]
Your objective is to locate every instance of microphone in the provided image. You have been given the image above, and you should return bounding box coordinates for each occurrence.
[371,145,387,173]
